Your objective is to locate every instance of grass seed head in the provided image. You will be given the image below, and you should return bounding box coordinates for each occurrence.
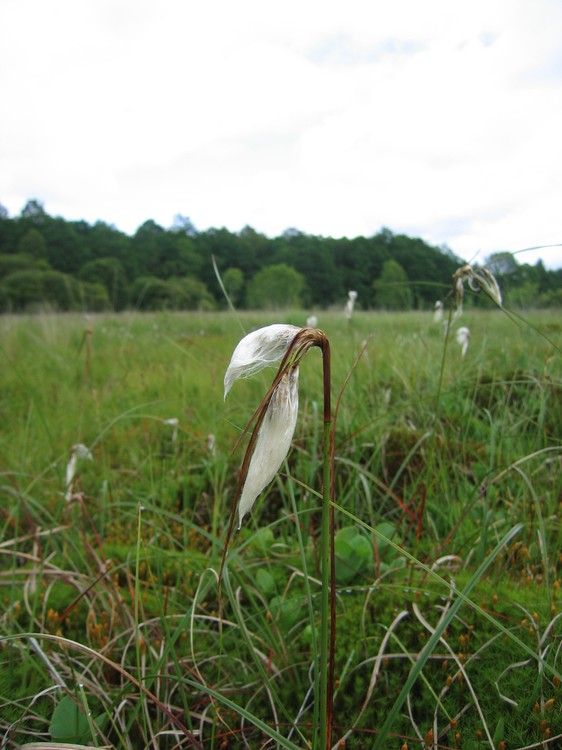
[237,368,300,526]
[452,264,503,319]
[224,323,300,398]
[225,324,329,527]
[65,442,93,501]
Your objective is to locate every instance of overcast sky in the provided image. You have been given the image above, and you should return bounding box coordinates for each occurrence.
[1,0,562,268]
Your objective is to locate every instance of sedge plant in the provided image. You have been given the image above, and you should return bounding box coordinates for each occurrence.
[222,324,335,750]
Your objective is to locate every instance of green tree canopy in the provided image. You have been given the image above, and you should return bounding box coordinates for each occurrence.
[221,267,245,306]
[18,229,48,260]
[246,263,305,309]
[20,199,46,222]
[169,276,215,310]
[0,270,44,310]
[1,199,560,313]
[131,275,215,310]
[373,260,414,310]
[131,276,172,310]
[0,269,85,311]
[79,258,129,310]
[158,237,202,279]
[0,253,49,278]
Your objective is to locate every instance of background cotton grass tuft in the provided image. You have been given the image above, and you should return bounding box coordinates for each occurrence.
[64,443,93,501]
[163,417,179,442]
[456,326,471,358]
[345,290,358,321]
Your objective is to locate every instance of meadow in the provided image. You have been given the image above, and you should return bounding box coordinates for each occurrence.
[1,304,561,749]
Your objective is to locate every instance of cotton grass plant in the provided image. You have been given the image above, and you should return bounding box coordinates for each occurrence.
[222,323,336,749]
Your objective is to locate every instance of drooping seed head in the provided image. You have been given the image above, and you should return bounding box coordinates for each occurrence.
[452,264,502,318]
[224,324,330,527]
[237,368,300,526]
[469,267,503,306]
[224,324,301,399]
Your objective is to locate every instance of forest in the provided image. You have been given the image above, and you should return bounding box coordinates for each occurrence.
[1,199,561,312]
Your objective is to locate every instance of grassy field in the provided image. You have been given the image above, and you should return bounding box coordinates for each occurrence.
[1,306,561,749]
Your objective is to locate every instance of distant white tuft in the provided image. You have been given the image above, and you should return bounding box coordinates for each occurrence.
[456,326,470,358]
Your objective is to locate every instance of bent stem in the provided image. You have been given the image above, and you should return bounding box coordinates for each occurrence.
[318,339,334,750]
[221,325,335,748]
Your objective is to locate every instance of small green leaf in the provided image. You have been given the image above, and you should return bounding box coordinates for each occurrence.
[269,595,302,628]
[334,529,374,583]
[251,527,275,553]
[255,568,277,595]
[353,535,373,565]
[334,538,356,583]
[49,695,89,742]
[373,522,397,557]
[492,716,505,745]
[49,694,108,744]
[335,526,359,543]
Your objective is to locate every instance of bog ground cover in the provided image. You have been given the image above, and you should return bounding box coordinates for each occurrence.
[1,306,561,748]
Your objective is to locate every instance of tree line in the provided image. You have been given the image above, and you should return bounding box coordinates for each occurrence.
[0,200,560,312]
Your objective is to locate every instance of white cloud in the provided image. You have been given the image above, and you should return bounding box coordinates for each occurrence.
[1,0,561,268]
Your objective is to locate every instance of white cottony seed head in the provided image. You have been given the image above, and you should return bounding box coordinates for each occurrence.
[65,443,93,501]
[73,443,93,460]
[164,417,179,442]
[224,324,300,399]
[456,326,470,358]
[237,368,300,527]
